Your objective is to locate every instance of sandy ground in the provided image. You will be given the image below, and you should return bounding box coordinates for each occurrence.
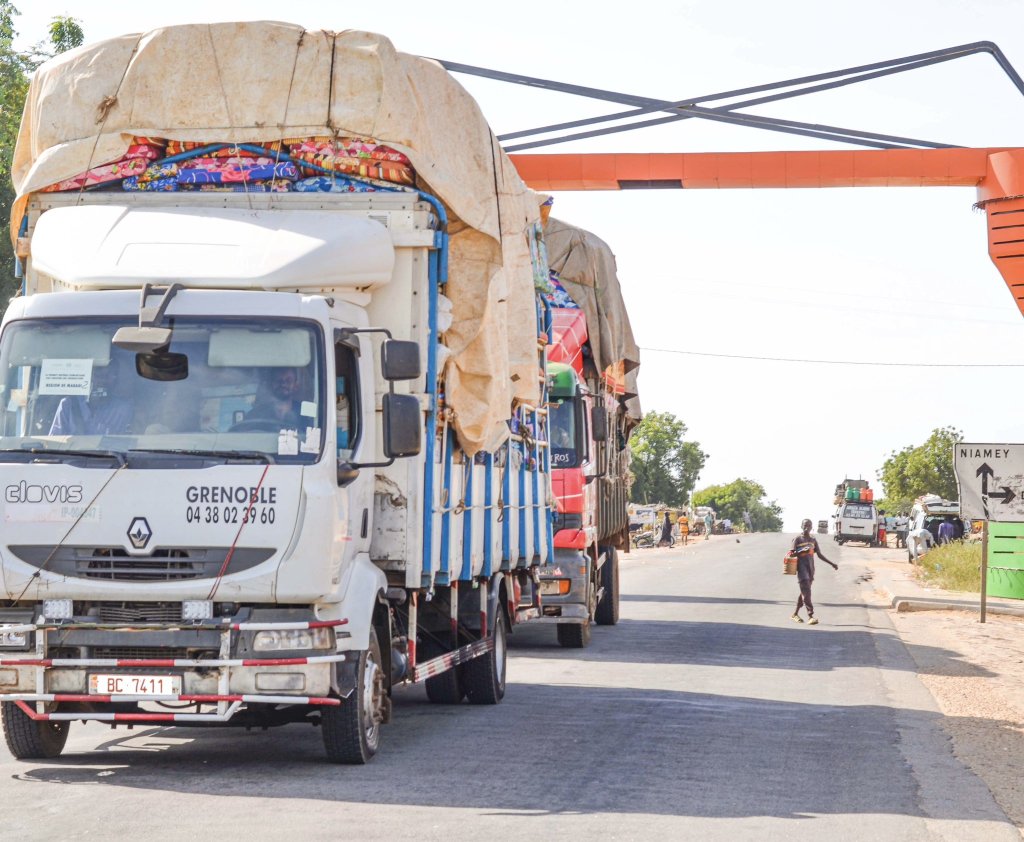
[858,545,1024,836]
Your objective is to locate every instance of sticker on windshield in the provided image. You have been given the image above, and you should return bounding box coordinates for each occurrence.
[39,359,93,396]
[278,429,299,455]
[300,426,321,453]
[300,401,316,418]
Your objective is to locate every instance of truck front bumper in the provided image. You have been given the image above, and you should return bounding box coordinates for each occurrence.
[0,617,348,724]
[534,549,592,625]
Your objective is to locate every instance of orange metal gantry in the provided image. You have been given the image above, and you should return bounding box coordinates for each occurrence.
[511,148,1024,316]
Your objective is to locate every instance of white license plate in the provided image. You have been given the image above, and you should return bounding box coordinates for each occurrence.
[89,674,182,696]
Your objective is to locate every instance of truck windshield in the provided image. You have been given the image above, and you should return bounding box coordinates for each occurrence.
[0,317,325,463]
[548,398,578,467]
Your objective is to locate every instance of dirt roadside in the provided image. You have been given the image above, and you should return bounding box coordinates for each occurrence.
[853,544,1024,836]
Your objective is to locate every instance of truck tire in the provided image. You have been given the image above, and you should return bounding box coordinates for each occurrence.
[462,609,507,705]
[423,642,465,704]
[322,627,386,764]
[595,546,620,626]
[1,702,69,759]
[556,620,591,648]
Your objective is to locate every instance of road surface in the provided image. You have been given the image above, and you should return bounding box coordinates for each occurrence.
[0,533,1016,841]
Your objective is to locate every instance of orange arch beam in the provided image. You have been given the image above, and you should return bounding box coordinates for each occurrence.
[510,148,1024,316]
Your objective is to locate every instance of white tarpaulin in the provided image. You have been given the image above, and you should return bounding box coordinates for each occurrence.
[543,217,641,421]
[10,22,545,454]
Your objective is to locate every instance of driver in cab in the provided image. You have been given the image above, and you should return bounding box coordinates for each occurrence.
[245,367,306,429]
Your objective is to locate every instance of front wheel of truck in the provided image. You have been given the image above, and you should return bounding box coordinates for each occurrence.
[322,627,386,764]
[463,608,508,704]
[595,545,620,626]
[1,702,69,759]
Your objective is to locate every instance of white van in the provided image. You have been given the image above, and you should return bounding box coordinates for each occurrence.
[834,501,878,545]
[906,496,965,563]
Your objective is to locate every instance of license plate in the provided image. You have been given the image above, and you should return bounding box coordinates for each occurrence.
[89,674,182,696]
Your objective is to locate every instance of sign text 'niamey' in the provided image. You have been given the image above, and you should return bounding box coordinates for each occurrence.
[958,447,1012,459]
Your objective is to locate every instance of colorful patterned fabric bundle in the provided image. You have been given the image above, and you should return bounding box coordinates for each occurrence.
[177,158,299,184]
[41,158,149,192]
[43,136,412,193]
[165,140,282,157]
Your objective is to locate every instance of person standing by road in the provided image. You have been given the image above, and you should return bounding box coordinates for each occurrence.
[678,513,689,545]
[659,511,673,547]
[703,510,713,540]
[791,518,838,625]
[895,512,909,549]
[743,510,754,534]
[876,510,887,548]
[937,517,956,545]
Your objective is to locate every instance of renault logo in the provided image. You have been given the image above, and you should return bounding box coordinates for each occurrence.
[127,517,152,550]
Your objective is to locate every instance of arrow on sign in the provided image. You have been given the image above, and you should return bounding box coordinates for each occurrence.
[977,463,995,518]
[974,463,1018,514]
[990,486,1016,505]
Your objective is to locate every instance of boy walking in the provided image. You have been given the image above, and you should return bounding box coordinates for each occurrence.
[791,518,838,625]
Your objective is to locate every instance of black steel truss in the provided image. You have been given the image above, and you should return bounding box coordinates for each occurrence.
[433,42,1024,151]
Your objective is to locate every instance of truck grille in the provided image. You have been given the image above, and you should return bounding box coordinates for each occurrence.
[7,546,274,581]
[97,603,183,624]
[92,647,192,660]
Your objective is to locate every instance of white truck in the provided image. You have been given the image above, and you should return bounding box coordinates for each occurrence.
[0,23,554,763]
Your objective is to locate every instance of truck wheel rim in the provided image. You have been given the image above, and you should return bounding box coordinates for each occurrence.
[362,656,383,744]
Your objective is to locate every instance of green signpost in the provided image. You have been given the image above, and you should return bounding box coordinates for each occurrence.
[986,521,1024,600]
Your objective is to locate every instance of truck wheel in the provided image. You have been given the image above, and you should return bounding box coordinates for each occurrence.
[556,621,591,648]
[423,643,465,704]
[322,627,386,764]
[1,702,69,759]
[462,609,507,705]
[595,546,620,626]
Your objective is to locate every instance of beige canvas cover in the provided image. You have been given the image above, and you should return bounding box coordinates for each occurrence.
[543,217,641,421]
[10,22,545,454]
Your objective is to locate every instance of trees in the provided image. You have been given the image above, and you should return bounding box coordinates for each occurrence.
[0,4,82,302]
[878,426,963,511]
[628,411,707,506]
[691,478,784,532]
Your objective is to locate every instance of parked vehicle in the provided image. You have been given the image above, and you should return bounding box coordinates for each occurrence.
[834,500,879,545]
[539,220,639,648]
[906,495,965,563]
[0,23,557,763]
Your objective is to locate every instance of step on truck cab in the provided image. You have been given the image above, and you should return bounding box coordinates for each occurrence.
[0,22,556,763]
[536,218,641,648]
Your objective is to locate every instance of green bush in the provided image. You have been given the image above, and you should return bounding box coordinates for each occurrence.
[915,541,981,592]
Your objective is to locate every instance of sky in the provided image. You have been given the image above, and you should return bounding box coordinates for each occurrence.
[11,0,1024,530]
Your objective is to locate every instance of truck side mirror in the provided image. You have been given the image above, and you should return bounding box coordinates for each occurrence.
[382,393,421,458]
[591,406,609,442]
[382,340,421,382]
[336,462,360,487]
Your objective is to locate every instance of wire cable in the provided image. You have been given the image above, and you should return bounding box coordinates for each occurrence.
[639,346,1024,367]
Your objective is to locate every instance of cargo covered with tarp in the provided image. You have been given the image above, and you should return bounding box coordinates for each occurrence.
[9,22,546,454]
[542,216,641,422]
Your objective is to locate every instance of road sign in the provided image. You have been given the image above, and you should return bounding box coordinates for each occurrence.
[953,443,1024,521]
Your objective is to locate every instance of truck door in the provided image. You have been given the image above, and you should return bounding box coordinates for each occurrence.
[333,327,375,556]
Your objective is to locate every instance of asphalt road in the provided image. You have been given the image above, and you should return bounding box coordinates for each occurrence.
[0,533,1017,841]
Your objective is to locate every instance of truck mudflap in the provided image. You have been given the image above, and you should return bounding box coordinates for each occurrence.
[0,617,349,725]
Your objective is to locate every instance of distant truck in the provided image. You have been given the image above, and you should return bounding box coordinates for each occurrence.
[538,218,640,648]
[832,479,879,545]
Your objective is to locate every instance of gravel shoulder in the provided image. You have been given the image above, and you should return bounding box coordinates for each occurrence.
[848,543,1024,836]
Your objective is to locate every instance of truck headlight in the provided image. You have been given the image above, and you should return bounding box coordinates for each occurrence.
[0,630,28,649]
[41,599,73,620]
[253,627,334,652]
